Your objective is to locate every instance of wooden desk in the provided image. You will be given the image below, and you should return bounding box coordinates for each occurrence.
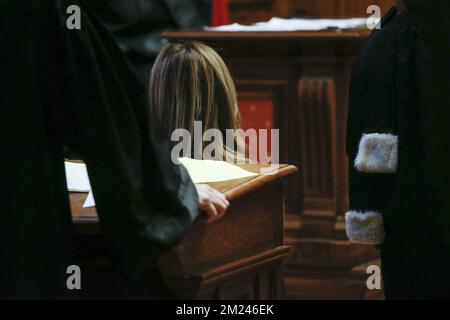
[71,163,297,299]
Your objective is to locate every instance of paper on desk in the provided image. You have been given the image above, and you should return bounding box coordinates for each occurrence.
[64,161,95,208]
[66,158,257,208]
[65,161,91,192]
[82,191,96,208]
[205,17,372,32]
[178,157,258,184]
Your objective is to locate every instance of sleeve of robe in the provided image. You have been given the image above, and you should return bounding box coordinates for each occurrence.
[164,0,212,28]
[83,0,211,88]
[42,0,200,278]
[345,7,400,245]
[408,5,450,247]
[345,3,450,247]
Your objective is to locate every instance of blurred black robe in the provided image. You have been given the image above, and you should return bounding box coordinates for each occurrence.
[86,0,212,87]
[0,0,198,299]
[347,3,450,299]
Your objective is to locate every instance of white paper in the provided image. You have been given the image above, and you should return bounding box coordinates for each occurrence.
[178,157,258,183]
[205,17,373,32]
[82,191,96,208]
[67,158,257,209]
[65,161,92,192]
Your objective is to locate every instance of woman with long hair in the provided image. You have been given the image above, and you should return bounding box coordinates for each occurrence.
[149,41,245,162]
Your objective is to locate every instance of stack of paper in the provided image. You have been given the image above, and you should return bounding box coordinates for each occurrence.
[205,17,373,32]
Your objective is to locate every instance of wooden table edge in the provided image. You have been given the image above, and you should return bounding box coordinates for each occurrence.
[71,164,299,226]
[223,164,298,201]
[163,29,371,40]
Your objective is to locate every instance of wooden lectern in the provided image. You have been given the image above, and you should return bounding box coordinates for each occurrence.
[71,163,297,299]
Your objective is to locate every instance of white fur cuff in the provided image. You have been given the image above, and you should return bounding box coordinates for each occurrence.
[345,211,385,245]
[354,133,398,173]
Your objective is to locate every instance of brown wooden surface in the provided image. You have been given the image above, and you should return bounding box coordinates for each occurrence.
[164,29,371,58]
[166,29,371,40]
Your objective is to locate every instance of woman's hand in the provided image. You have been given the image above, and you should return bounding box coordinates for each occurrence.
[195,184,229,223]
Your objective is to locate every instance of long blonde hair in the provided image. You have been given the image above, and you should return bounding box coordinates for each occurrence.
[149,41,243,161]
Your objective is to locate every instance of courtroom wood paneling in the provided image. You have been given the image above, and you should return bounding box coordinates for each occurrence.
[229,0,397,24]
[298,78,336,213]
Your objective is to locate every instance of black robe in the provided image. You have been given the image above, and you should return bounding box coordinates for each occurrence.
[0,0,198,299]
[86,0,212,87]
[346,3,450,299]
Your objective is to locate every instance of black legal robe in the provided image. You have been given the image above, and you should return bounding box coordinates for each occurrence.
[0,0,198,299]
[85,0,212,87]
[346,3,450,299]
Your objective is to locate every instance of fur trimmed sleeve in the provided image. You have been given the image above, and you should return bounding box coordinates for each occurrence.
[347,3,450,247]
[345,9,401,245]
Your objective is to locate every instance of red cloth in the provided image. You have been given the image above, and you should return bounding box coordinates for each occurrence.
[211,0,230,26]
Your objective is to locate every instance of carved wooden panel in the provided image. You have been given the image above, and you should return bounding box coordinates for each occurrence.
[298,78,336,211]
[226,53,368,250]
[231,59,343,227]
